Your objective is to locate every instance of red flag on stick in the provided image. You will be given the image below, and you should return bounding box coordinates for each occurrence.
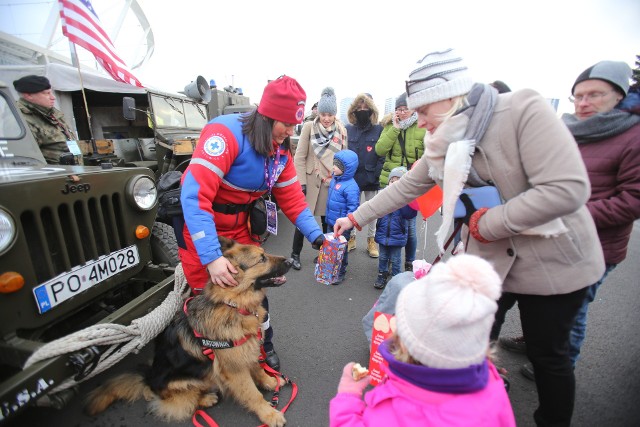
[58,0,144,87]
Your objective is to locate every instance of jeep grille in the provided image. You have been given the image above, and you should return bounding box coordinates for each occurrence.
[21,194,128,283]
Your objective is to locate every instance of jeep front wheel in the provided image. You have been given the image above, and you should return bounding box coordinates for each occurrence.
[150,222,179,266]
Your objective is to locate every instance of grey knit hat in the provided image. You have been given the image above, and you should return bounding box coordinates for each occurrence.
[395,93,408,110]
[406,48,473,110]
[389,166,407,182]
[317,87,337,115]
[572,60,632,96]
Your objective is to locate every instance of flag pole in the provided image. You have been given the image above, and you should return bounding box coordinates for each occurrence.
[69,41,98,155]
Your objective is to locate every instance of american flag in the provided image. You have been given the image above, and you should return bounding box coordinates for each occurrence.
[58,0,143,87]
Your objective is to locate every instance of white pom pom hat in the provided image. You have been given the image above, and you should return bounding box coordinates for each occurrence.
[395,254,502,369]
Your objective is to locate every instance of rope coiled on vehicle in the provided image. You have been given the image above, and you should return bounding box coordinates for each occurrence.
[23,263,189,394]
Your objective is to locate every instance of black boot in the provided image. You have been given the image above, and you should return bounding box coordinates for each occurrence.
[291,253,301,270]
[374,271,389,289]
[264,349,281,371]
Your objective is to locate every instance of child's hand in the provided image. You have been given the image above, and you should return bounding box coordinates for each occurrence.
[337,362,369,395]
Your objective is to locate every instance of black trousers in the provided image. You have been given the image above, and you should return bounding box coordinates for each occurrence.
[515,287,588,427]
[490,292,518,341]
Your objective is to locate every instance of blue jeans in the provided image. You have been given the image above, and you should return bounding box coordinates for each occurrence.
[405,217,417,264]
[338,230,351,278]
[568,263,616,366]
[378,244,402,277]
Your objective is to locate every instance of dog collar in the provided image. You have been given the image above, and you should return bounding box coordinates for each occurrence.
[223,300,259,317]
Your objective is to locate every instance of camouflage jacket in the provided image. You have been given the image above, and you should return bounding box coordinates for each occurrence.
[17,98,77,164]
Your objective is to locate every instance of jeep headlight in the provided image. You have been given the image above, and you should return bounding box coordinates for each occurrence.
[127,175,157,211]
[0,208,16,255]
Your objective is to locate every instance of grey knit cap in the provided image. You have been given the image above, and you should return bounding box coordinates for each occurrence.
[389,166,408,181]
[317,87,337,115]
[395,93,408,109]
[572,61,632,96]
[406,48,473,110]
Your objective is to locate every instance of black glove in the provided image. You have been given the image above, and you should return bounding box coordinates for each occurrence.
[459,193,478,225]
[301,184,306,195]
[311,234,325,250]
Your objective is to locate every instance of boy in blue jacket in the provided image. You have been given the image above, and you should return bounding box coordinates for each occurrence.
[374,167,418,289]
[325,150,360,285]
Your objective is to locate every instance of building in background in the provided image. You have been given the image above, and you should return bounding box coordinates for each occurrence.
[547,98,560,111]
[339,97,354,124]
[383,97,395,116]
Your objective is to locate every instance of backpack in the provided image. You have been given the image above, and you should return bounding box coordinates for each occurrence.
[156,171,184,222]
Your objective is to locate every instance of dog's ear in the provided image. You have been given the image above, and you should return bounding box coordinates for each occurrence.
[218,236,235,253]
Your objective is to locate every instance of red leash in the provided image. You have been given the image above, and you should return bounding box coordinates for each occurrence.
[191,347,298,427]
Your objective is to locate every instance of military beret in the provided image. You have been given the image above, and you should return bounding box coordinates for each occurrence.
[13,75,51,94]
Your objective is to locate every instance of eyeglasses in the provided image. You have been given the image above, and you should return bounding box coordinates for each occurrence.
[568,91,613,103]
[395,108,409,113]
[405,66,468,95]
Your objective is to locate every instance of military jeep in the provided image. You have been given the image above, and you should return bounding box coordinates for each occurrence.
[0,81,176,422]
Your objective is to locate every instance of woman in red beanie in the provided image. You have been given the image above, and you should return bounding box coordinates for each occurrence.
[179,75,325,370]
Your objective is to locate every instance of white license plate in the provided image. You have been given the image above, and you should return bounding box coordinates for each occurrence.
[33,245,140,314]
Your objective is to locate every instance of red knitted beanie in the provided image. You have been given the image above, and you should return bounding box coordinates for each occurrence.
[257,76,307,124]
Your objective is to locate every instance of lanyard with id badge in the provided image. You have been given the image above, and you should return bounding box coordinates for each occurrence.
[250,149,280,242]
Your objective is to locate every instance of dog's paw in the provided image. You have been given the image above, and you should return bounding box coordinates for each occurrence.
[198,392,219,408]
[258,374,279,391]
[261,409,286,427]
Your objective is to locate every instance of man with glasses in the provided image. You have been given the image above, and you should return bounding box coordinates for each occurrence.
[375,93,425,274]
[500,60,640,379]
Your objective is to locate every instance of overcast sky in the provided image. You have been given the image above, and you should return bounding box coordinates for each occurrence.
[2,0,639,115]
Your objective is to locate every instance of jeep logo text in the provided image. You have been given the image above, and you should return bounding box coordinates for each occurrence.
[61,183,91,194]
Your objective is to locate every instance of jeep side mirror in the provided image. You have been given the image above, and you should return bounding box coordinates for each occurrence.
[123,97,136,121]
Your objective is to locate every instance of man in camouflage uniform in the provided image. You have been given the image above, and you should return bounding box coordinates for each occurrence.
[13,75,77,164]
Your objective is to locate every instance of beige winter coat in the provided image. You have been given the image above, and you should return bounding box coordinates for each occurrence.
[353,89,605,296]
[294,120,348,215]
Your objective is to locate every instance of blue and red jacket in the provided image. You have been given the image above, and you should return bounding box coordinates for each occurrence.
[180,114,322,276]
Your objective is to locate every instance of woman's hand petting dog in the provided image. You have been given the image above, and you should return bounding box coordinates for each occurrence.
[337,362,370,395]
[207,256,238,288]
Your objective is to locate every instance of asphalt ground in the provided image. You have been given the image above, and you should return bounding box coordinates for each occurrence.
[7,213,640,427]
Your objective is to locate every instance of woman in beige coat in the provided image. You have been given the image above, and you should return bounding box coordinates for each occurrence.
[334,49,604,427]
[290,87,347,270]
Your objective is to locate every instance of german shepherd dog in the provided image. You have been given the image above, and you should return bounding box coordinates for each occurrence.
[86,237,293,427]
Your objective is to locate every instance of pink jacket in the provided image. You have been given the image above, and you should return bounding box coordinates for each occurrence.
[330,363,515,427]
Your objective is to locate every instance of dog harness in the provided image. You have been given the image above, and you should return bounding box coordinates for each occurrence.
[183,297,260,361]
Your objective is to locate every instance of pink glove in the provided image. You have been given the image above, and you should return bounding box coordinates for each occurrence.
[337,362,370,395]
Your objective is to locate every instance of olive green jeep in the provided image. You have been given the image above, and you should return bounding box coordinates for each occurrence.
[0,81,177,422]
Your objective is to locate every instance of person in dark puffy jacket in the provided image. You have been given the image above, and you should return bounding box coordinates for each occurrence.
[325,150,360,285]
[373,167,417,289]
[345,93,383,257]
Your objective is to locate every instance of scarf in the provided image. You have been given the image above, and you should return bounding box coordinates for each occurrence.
[425,83,496,252]
[561,109,640,143]
[311,118,345,158]
[379,340,489,394]
[398,112,418,130]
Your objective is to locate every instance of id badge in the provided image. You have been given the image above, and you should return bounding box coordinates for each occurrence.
[66,140,82,156]
[265,200,278,235]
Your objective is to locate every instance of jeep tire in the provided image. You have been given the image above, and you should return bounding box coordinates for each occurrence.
[150,222,179,266]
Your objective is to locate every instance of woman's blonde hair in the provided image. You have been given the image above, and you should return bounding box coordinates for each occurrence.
[436,95,467,122]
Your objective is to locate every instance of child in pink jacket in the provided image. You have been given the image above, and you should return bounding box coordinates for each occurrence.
[330,254,515,426]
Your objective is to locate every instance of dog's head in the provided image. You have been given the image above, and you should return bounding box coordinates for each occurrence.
[218,236,293,291]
